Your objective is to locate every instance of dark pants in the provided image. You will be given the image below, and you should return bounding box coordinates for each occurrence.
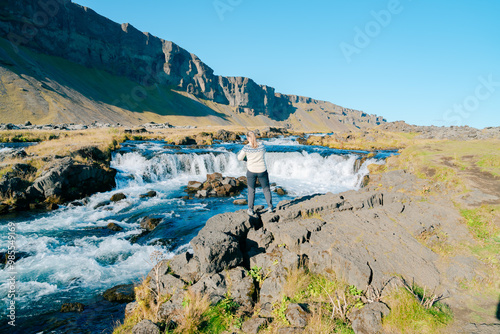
[247,170,273,210]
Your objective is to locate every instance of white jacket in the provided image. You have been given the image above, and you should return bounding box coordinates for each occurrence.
[237,143,267,173]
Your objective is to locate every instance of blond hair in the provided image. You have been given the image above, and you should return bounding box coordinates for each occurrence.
[247,131,258,149]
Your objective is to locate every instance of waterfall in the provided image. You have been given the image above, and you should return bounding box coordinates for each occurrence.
[111,148,376,195]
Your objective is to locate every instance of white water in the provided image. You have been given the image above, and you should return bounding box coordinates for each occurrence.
[0,141,384,325]
[111,148,374,195]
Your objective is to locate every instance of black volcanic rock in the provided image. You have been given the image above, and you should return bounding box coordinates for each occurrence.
[25,157,116,202]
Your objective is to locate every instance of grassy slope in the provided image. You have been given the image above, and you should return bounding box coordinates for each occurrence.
[372,138,500,331]
[0,37,239,127]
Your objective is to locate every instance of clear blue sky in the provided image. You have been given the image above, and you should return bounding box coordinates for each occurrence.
[74,0,500,128]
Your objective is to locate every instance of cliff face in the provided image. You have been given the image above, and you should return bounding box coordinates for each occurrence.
[0,0,385,128]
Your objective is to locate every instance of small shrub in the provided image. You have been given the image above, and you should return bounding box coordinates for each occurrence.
[173,290,211,334]
[283,267,310,302]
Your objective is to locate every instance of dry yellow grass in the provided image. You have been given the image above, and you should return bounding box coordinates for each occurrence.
[305,130,423,151]
[171,290,211,334]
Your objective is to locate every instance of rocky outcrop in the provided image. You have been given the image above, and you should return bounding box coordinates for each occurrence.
[26,157,116,202]
[0,121,180,131]
[0,0,385,127]
[379,121,500,140]
[131,320,160,334]
[185,173,247,198]
[125,169,476,331]
[0,148,116,213]
[103,284,135,303]
[348,302,390,334]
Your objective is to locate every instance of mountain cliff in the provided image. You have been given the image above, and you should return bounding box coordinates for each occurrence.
[0,0,386,130]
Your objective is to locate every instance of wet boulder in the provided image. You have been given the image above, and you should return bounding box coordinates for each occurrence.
[139,190,157,198]
[185,181,203,193]
[110,193,127,202]
[60,302,85,313]
[107,222,123,231]
[274,187,287,196]
[139,217,162,231]
[192,174,246,198]
[103,284,135,303]
[207,172,223,182]
[94,200,111,209]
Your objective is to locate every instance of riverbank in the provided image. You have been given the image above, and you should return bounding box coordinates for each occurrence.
[0,126,289,213]
[1,124,499,333]
[109,128,499,333]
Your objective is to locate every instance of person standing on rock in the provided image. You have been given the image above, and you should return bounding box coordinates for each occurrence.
[238,131,274,216]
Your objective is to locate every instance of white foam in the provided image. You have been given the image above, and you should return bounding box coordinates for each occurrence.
[0,280,58,306]
[112,151,246,187]
[266,152,366,195]
[110,149,369,196]
[263,136,301,146]
[10,234,174,293]
[0,147,14,154]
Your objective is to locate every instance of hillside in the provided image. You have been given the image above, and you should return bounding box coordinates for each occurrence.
[0,0,385,131]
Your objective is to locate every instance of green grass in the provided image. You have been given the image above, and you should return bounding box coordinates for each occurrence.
[0,166,13,178]
[460,206,500,279]
[0,130,60,143]
[461,208,493,240]
[477,154,500,176]
[274,267,361,333]
[195,296,242,334]
[382,288,453,334]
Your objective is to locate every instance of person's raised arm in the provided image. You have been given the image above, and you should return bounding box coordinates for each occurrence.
[237,148,246,161]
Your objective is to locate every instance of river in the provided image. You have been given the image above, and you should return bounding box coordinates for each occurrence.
[0,136,395,333]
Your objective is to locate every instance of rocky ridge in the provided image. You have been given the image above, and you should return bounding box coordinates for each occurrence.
[0,0,385,129]
[0,121,179,131]
[379,121,500,140]
[121,169,486,333]
[0,146,116,213]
